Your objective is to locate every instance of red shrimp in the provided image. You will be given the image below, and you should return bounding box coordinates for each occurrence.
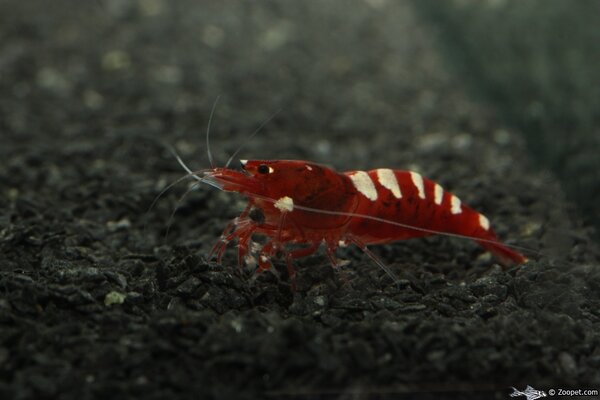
[183,158,527,283]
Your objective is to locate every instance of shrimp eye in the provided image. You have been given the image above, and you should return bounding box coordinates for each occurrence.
[257,164,270,174]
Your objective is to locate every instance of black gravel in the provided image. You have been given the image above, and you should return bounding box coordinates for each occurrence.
[1,1,599,399]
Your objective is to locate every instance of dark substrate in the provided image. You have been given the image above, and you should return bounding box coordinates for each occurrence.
[1,1,599,399]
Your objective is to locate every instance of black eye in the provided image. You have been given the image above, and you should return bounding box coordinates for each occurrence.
[257,164,270,174]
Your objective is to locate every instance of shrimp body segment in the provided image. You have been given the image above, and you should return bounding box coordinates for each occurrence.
[204,160,526,278]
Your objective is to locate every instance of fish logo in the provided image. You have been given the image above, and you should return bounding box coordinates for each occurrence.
[509,385,547,400]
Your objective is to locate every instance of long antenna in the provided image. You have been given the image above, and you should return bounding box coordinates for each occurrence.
[224,108,282,168]
[206,95,221,168]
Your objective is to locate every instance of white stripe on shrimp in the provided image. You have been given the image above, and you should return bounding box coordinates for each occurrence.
[450,195,462,214]
[434,183,444,205]
[376,169,402,199]
[349,171,378,201]
[410,171,426,199]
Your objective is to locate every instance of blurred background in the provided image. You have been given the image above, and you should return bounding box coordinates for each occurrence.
[417,0,600,238]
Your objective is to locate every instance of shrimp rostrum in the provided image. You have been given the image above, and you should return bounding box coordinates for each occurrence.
[183,158,527,284]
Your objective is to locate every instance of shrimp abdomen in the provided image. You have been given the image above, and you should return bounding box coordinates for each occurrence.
[344,169,526,266]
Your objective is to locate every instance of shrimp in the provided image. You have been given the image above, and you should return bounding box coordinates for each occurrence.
[179,157,527,284]
[166,99,527,285]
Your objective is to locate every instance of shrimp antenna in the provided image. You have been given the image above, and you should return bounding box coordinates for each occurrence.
[169,146,202,181]
[143,146,220,237]
[206,95,221,168]
[168,145,223,190]
[163,181,202,242]
[224,108,282,169]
